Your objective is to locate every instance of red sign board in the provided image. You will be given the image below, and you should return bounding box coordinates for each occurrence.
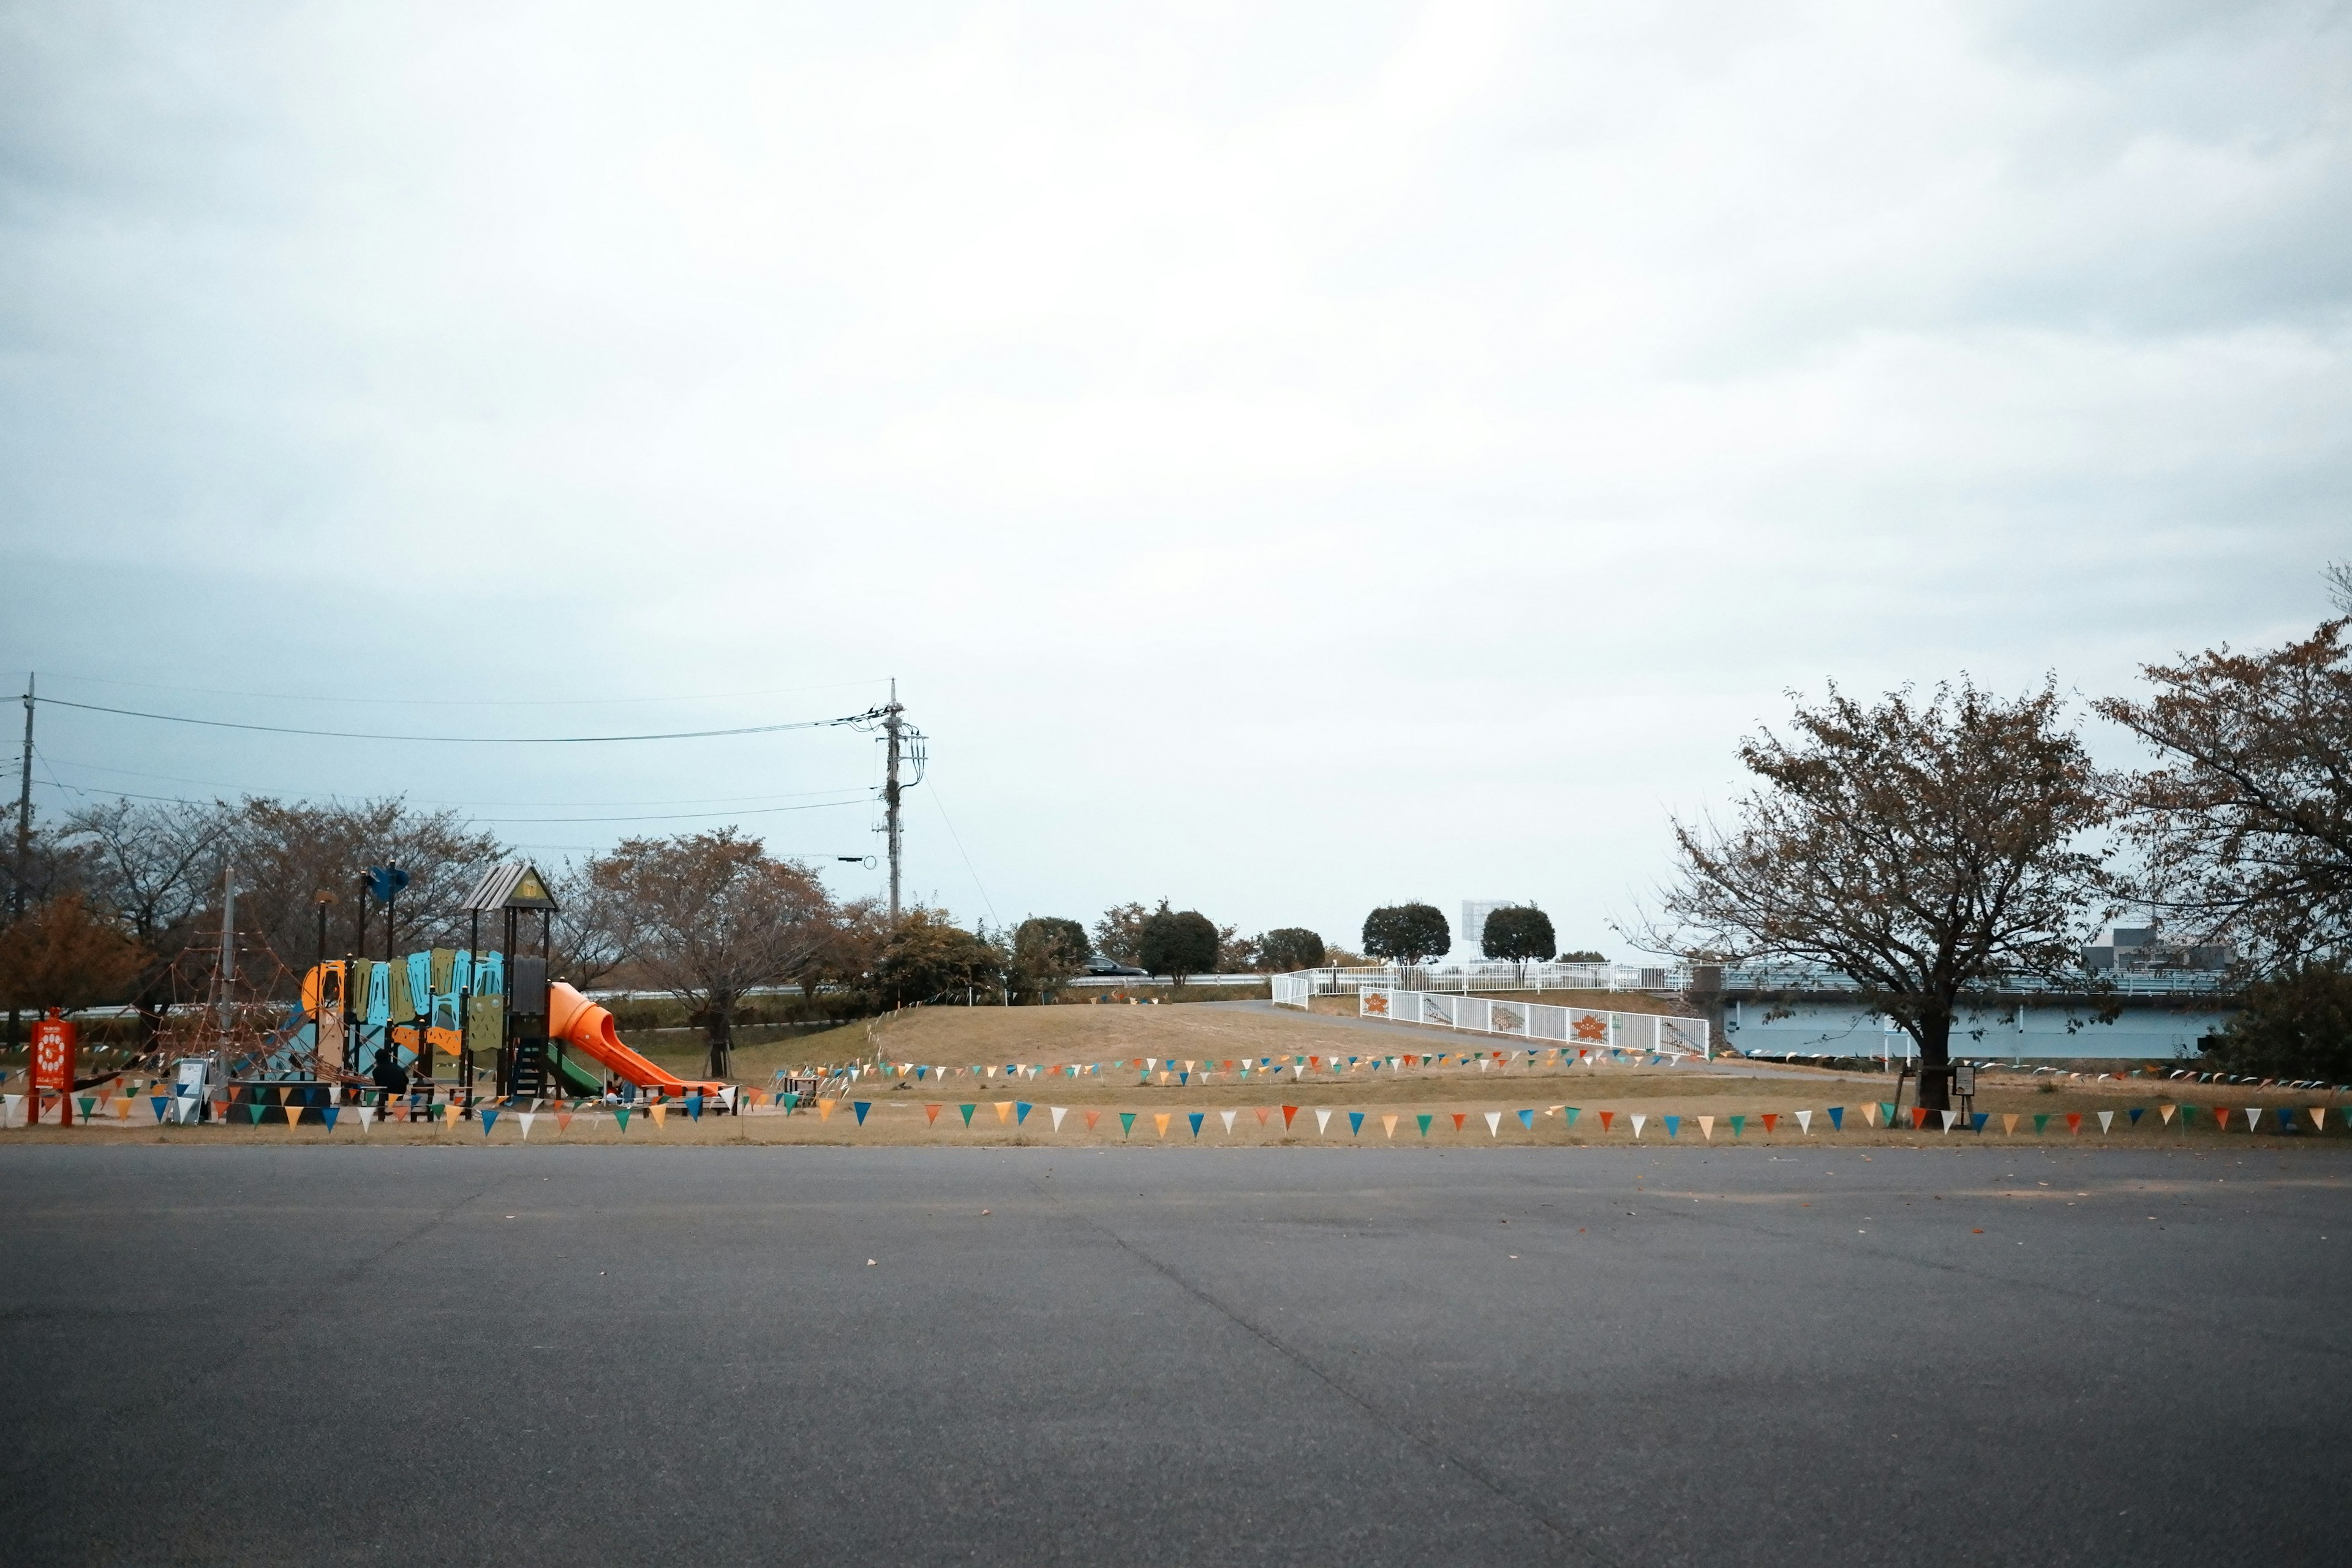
[31,1010,77,1126]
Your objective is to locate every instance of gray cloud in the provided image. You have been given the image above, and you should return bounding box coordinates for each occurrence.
[3,1,2346,952]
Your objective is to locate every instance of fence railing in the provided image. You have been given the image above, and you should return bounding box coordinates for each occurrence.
[1274,963,1670,998]
[1065,973,1268,989]
[1269,960,2229,1002]
[1359,988,1711,1059]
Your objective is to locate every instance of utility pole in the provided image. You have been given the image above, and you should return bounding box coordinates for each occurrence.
[882,680,904,927]
[7,673,30,1056]
[216,858,236,1030]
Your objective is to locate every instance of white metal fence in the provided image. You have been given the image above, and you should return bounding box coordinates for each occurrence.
[1066,973,1268,990]
[1361,988,1711,1059]
[1276,962,1671,997]
[1268,960,2227,1002]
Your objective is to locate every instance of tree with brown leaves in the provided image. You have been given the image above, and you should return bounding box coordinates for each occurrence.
[589,829,839,1077]
[2097,617,2352,971]
[1653,679,2116,1110]
[0,894,148,1015]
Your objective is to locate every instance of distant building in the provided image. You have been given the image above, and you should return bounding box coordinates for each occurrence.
[2080,925,2233,973]
[1459,900,1510,959]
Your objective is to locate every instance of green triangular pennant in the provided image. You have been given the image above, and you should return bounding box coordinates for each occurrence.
[959,1104,975,1126]
[1416,1114,1432,1137]
[615,1106,632,1131]
[1119,1112,1136,1138]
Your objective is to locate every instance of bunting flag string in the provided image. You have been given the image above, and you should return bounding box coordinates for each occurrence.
[15,1078,2345,1148]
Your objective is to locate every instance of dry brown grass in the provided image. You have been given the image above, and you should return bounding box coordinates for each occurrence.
[16,1001,2343,1150]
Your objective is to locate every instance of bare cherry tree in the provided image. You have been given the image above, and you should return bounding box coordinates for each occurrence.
[2097,615,2351,970]
[1648,679,2116,1110]
[61,799,236,1041]
[588,829,840,1077]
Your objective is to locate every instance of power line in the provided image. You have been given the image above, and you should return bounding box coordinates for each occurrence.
[34,671,890,709]
[925,777,997,925]
[30,775,870,826]
[35,695,886,744]
[34,754,870,812]
[477,797,868,825]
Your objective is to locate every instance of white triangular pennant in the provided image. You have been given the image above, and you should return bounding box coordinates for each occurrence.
[1940,1110,1958,1133]
[519,1113,536,1139]
[1219,1109,1237,1134]
[2097,1111,2113,1134]
[1795,1110,1813,1134]
[1484,1111,1501,1137]
[2246,1107,2264,1130]
[358,1107,377,1129]
[1315,1109,1333,1134]
[1050,1106,1067,1132]
[1630,1114,1647,1139]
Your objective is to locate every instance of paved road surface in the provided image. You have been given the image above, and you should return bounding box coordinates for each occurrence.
[3,1145,2345,1565]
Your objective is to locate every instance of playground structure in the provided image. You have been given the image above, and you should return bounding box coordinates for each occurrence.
[7,858,728,1127]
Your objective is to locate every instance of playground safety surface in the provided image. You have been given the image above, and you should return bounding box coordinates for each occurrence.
[2,1145,2346,1565]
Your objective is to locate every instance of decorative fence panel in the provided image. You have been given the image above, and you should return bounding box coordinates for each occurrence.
[1359,988,1709,1059]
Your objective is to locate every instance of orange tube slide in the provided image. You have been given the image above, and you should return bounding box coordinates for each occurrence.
[548,981,725,1096]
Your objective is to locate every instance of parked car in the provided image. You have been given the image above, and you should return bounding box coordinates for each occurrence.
[1079,958,1150,977]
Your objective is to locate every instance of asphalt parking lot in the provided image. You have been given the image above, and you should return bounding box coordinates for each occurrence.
[2,1144,2345,1565]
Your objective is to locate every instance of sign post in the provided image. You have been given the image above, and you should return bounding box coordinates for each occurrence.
[31,1008,77,1127]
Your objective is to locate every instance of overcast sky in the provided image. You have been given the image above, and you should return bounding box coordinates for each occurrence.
[2,1,2346,956]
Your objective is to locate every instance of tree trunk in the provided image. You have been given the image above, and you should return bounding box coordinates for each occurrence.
[1916,1011,1953,1111]
[135,995,168,1054]
[705,989,733,1080]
